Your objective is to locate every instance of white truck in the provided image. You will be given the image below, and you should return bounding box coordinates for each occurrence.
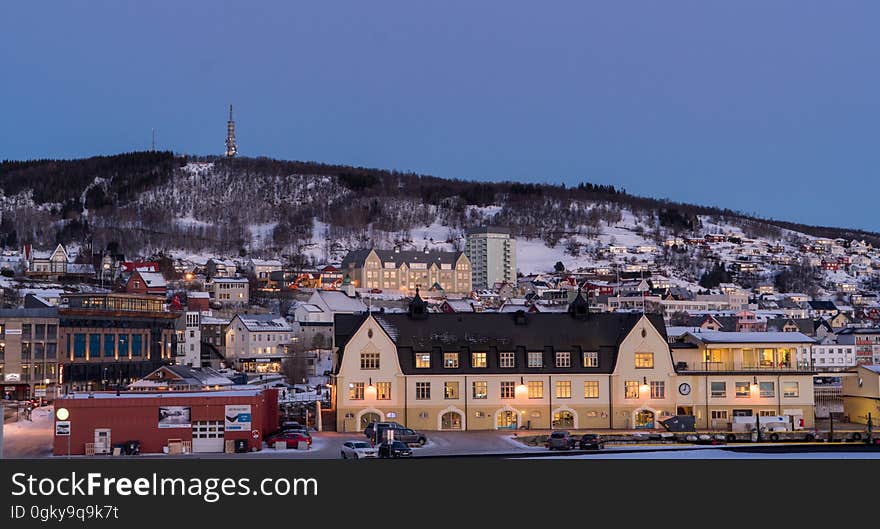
[731,415,805,433]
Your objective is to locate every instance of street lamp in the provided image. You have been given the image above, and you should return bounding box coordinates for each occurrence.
[639,376,650,396]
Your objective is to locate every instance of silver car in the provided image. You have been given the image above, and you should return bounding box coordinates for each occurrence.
[341,440,378,459]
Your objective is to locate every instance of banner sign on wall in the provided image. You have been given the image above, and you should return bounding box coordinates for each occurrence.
[225,405,252,431]
[158,406,192,428]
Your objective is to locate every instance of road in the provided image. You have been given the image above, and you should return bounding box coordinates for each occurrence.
[2,405,54,458]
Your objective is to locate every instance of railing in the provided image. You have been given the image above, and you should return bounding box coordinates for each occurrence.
[677,361,812,372]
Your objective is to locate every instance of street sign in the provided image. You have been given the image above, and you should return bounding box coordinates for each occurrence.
[35,385,47,398]
[55,421,71,436]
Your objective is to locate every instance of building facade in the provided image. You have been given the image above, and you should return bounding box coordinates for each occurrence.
[225,314,296,374]
[464,227,516,291]
[210,277,249,306]
[57,294,184,392]
[0,308,60,400]
[52,388,278,455]
[340,249,472,295]
[332,294,817,432]
[673,331,817,430]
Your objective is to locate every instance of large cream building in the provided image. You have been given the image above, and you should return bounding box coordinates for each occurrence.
[331,293,817,432]
[340,249,472,295]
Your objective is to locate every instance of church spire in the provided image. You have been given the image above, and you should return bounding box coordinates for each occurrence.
[225,104,237,157]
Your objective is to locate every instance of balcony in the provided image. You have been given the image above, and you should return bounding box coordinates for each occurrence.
[676,361,813,373]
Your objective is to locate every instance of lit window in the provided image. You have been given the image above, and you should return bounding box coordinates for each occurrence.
[635,353,654,369]
[472,352,487,368]
[472,381,487,399]
[527,381,543,399]
[415,353,431,368]
[444,382,459,399]
[555,381,571,399]
[735,382,750,398]
[584,381,599,398]
[444,353,459,368]
[376,382,391,400]
[582,352,598,367]
[349,382,364,400]
[783,382,799,398]
[625,381,639,399]
[500,381,516,399]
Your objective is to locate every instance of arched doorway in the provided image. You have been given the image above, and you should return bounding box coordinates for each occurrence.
[634,409,655,429]
[359,411,381,431]
[496,409,518,429]
[441,411,463,430]
[552,410,575,429]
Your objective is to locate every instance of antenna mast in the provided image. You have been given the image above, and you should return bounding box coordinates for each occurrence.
[225,104,237,157]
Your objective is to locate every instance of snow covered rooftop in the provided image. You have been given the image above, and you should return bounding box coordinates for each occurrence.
[684,331,815,344]
[234,313,294,332]
[310,290,367,313]
[60,389,263,399]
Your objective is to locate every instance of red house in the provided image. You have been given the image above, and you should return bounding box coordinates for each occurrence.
[52,389,279,455]
[126,270,168,296]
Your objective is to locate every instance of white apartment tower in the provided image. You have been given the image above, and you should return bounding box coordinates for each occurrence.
[464,227,516,290]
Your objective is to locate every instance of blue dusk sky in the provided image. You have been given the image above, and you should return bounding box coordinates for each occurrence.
[2,2,878,230]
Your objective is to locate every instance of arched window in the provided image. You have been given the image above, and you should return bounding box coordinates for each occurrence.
[553,410,575,429]
[441,411,463,430]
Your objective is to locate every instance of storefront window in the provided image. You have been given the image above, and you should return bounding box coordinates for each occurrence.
[104,335,115,357]
[132,335,142,357]
[74,334,86,358]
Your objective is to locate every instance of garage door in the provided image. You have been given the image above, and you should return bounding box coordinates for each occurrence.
[192,421,225,453]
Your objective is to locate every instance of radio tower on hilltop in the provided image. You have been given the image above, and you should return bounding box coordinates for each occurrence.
[225,104,237,157]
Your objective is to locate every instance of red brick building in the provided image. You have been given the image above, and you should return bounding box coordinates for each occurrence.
[52,388,279,455]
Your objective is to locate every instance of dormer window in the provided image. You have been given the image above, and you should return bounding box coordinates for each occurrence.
[555,351,571,368]
[583,352,598,367]
[415,353,431,368]
[499,352,515,368]
[527,352,543,368]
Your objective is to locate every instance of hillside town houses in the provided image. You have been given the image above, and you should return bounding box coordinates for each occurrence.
[4,229,880,431]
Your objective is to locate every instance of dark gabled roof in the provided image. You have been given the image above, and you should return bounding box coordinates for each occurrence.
[340,248,465,269]
[335,311,668,375]
[766,317,815,335]
[809,300,838,311]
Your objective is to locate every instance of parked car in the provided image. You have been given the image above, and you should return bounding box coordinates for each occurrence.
[389,427,428,446]
[545,431,575,450]
[377,440,413,458]
[266,431,312,448]
[281,420,305,431]
[578,434,605,450]
[364,421,405,439]
[341,440,378,459]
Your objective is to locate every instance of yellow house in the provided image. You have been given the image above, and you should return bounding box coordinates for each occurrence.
[842,365,880,426]
[340,249,472,295]
[673,331,817,429]
[333,291,688,432]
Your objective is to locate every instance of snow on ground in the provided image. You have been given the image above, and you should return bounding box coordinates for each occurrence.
[249,222,279,250]
[530,446,880,459]
[174,216,214,229]
[517,238,573,275]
